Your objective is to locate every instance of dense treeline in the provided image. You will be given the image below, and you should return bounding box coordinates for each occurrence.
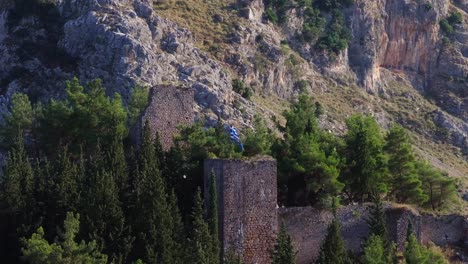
[0,79,456,263]
[269,95,456,209]
[0,79,224,263]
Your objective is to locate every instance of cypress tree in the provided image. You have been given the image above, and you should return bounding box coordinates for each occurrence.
[366,199,396,264]
[316,219,348,264]
[0,135,35,261]
[208,170,220,263]
[81,168,132,264]
[1,135,34,213]
[107,134,128,196]
[130,122,177,264]
[366,199,387,238]
[168,189,186,264]
[189,188,213,264]
[271,223,296,264]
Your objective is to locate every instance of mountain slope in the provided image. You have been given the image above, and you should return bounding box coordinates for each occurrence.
[0,0,466,210]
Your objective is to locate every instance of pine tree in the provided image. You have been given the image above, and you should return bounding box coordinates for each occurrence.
[316,218,348,264]
[272,95,344,206]
[21,212,108,264]
[384,125,426,204]
[341,115,388,202]
[207,171,221,263]
[271,223,296,264]
[189,188,214,264]
[416,161,455,211]
[243,115,273,157]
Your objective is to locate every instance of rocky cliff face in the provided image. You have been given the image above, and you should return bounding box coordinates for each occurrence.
[0,0,466,181]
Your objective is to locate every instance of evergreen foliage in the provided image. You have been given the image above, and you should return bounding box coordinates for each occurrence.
[243,115,273,157]
[271,223,296,264]
[365,200,395,264]
[0,93,33,148]
[189,188,216,264]
[404,233,448,264]
[317,10,351,54]
[232,79,253,100]
[0,77,459,263]
[273,95,344,206]
[21,212,108,264]
[341,115,387,202]
[316,218,348,264]
[362,235,389,264]
[208,171,221,263]
[416,161,456,211]
[384,125,426,204]
[366,199,387,238]
[130,122,181,264]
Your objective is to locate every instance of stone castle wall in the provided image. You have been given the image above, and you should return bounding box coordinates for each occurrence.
[278,205,371,264]
[421,214,467,246]
[134,85,194,150]
[279,205,422,263]
[204,158,278,264]
[202,156,467,264]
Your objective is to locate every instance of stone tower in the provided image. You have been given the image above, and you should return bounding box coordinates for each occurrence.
[134,85,194,150]
[204,158,278,264]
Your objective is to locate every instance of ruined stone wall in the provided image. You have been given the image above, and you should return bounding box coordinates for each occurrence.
[279,205,422,264]
[386,207,421,252]
[135,85,194,150]
[421,214,466,246]
[278,205,371,264]
[204,158,277,264]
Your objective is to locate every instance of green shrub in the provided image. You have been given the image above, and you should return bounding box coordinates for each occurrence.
[447,11,463,25]
[301,7,325,43]
[439,19,454,34]
[318,9,351,54]
[232,79,253,100]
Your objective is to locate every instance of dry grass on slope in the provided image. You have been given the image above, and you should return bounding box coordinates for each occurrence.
[154,0,240,58]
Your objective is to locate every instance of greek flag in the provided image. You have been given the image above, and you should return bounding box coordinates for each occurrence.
[229,126,244,151]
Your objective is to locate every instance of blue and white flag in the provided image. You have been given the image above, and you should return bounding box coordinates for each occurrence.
[229,126,244,151]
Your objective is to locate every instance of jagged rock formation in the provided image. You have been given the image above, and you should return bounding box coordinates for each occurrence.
[0,0,466,194]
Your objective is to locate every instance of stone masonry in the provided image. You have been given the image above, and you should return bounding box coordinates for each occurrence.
[279,205,422,263]
[204,158,278,264]
[203,156,467,264]
[136,85,194,150]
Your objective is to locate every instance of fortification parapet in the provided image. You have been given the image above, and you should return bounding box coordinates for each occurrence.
[204,157,277,264]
